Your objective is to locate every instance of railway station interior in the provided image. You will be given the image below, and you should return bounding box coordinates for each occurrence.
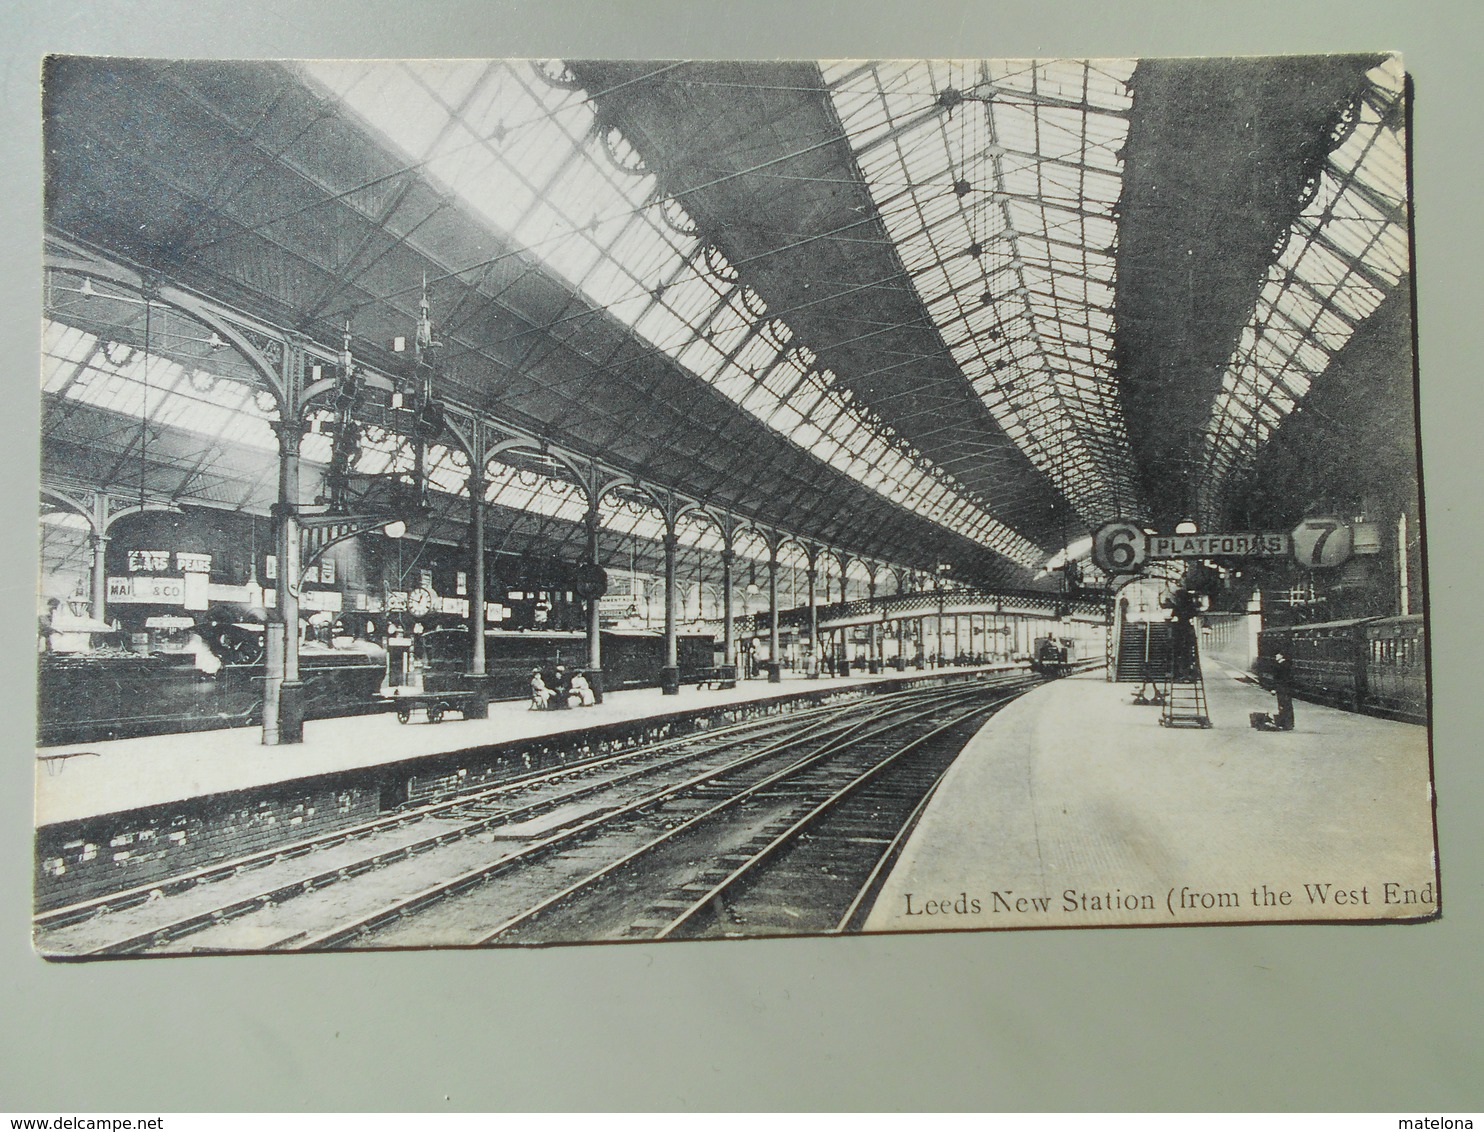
[34,55,1432,949]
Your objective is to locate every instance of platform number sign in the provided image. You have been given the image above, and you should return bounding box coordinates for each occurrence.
[1290,518,1354,569]
[1092,521,1149,575]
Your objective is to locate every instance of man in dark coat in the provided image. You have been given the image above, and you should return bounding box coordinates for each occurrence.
[1272,651,1296,731]
[38,598,61,653]
[1167,586,1201,681]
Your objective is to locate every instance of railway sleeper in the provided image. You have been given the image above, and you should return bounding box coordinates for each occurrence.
[623,918,676,933]
[678,877,730,894]
[809,834,893,845]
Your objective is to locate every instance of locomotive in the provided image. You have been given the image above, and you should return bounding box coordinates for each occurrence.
[1029,635,1077,677]
[1256,614,1426,724]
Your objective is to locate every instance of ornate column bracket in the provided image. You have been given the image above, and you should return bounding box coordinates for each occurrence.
[41,483,184,630]
[265,344,308,746]
[46,241,291,413]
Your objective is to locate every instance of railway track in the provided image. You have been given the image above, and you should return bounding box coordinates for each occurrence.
[463,682,1024,946]
[653,706,984,940]
[298,675,1040,950]
[35,673,1030,956]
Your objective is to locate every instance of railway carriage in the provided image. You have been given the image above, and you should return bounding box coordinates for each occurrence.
[1259,617,1370,709]
[1362,615,1427,720]
[1256,614,1426,723]
[38,622,717,745]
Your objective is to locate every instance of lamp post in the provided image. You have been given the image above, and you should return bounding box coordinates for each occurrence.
[262,286,447,744]
[745,579,760,678]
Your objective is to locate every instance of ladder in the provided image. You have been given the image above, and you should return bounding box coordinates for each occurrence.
[1160,639,1211,728]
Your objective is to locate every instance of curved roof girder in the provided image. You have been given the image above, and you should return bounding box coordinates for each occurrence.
[43,57,1039,588]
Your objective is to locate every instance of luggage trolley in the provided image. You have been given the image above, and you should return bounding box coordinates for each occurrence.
[377,628,475,724]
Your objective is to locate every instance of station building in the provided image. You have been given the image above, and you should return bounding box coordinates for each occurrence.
[34,56,1430,945]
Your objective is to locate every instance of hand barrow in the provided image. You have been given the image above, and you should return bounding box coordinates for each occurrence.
[383,690,476,724]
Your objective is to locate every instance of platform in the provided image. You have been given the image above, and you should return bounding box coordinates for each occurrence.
[34,664,1018,828]
[866,656,1436,930]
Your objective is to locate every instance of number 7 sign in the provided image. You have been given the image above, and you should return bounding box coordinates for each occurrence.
[1290,517,1354,568]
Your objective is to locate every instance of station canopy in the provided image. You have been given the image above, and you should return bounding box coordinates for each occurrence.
[41,55,1410,587]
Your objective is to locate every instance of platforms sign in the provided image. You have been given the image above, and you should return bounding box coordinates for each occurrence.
[1147,532,1290,560]
[1093,521,1297,575]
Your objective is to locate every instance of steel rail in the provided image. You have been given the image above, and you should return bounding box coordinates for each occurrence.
[831,763,950,933]
[466,683,1024,947]
[35,683,930,933]
[652,691,1021,939]
[43,693,929,955]
[291,682,1006,950]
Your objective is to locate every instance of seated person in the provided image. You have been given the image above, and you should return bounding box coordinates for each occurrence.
[529,668,553,710]
[569,670,595,707]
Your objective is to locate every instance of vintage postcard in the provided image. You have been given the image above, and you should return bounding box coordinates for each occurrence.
[35,55,1432,956]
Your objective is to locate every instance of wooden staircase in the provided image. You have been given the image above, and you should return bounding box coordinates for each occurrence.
[1115,622,1174,684]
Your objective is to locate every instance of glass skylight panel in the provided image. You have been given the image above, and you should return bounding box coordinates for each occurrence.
[41,316,278,451]
[302,60,1044,572]
[352,429,405,477]
[483,461,589,524]
[41,321,97,387]
[1199,59,1408,519]
[43,319,801,582]
[423,445,469,496]
[829,57,1145,524]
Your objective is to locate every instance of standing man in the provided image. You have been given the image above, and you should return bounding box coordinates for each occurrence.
[38,598,61,654]
[1167,585,1201,681]
[1272,651,1296,731]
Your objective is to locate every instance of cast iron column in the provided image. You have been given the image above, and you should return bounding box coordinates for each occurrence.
[767,549,781,683]
[91,534,109,623]
[585,506,604,703]
[806,564,819,678]
[462,465,490,718]
[721,547,735,670]
[266,415,304,744]
[468,468,486,676]
[90,494,110,624]
[661,529,679,694]
[936,593,946,668]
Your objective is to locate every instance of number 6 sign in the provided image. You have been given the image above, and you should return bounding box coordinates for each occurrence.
[1290,518,1354,568]
[1092,521,1148,574]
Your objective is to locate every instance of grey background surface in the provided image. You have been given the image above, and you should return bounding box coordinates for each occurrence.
[4,0,1480,1112]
